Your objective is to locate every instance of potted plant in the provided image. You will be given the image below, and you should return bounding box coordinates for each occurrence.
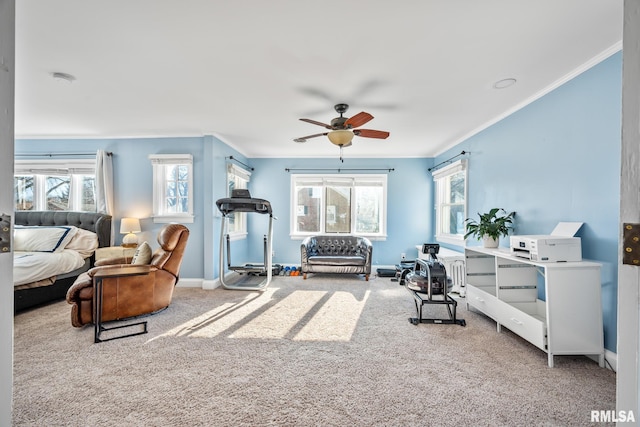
[464,208,516,248]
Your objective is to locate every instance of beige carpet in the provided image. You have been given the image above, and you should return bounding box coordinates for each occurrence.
[13,274,616,426]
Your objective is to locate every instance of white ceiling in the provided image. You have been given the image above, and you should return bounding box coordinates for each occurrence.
[14,0,623,159]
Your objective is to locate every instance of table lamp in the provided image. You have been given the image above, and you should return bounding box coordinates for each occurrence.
[120,217,141,248]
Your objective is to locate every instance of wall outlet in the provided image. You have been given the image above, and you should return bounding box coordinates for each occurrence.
[401,253,406,260]
[272,250,276,258]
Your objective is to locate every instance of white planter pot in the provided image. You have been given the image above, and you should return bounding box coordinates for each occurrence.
[483,236,499,248]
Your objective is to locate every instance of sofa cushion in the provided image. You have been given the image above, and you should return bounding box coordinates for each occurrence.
[308,255,366,266]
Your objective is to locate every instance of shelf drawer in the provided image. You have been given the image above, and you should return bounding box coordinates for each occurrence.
[495,301,547,351]
[466,285,498,321]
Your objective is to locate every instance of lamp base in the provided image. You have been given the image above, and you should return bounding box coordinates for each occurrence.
[122,232,139,248]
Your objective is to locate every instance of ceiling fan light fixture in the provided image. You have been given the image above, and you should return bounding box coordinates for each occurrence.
[327,129,354,146]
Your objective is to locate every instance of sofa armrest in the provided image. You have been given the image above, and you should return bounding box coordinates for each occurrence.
[301,236,313,265]
[358,237,373,267]
[92,264,152,282]
[95,256,130,267]
[67,263,158,303]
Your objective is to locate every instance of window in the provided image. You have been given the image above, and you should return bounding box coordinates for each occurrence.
[149,154,194,223]
[14,159,96,211]
[433,159,467,245]
[291,174,387,239]
[226,163,251,239]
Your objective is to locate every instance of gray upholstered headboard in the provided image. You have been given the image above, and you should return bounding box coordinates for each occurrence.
[14,211,112,248]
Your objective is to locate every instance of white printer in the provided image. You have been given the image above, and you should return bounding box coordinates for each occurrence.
[510,222,583,262]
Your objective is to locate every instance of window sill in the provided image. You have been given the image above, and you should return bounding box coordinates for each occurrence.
[153,214,194,224]
[435,234,465,248]
[290,233,387,241]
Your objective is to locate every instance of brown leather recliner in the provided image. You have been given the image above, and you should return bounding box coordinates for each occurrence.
[66,223,190,327]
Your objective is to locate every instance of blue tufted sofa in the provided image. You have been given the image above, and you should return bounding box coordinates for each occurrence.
[300,235,373,281]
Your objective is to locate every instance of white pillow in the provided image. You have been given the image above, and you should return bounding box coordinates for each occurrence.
[14,226,78,253]
[65,228,99,258]
[131,241,152,265]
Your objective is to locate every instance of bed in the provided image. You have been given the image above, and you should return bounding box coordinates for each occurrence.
[14,211,112,312]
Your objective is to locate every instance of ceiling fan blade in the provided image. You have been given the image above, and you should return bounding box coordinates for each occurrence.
[293,132,328,143]
[354,129,390,139]
[297,86,334,102]
[344,111,373,128]
[300,118,333,129]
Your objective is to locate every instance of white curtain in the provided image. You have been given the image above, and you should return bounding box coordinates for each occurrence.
[95,150,114,244]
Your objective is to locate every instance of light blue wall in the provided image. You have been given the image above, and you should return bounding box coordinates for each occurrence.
[15,140,433,277]
[14,135,249,281]
[16,137,207,279]
[204,136,251,280]
[246,157,433,267]
[434,52,622,352]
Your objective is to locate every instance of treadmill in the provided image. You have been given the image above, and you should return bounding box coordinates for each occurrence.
[215,189,274,291]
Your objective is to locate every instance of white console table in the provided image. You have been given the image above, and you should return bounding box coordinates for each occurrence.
[465,247,604,368]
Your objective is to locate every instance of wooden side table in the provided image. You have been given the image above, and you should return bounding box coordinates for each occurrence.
[93,265,151,343]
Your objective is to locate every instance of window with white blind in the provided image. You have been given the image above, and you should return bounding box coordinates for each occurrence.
[149,154,194,223]
[433,159,467,246]
[14,159,96,211]
[291,174,387,239]
[226,163,251,239]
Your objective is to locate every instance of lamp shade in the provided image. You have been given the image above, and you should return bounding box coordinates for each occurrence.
[327,130,354,146]
[120,218,141,234]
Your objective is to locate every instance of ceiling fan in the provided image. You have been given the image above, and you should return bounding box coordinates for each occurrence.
[294,103,390,161]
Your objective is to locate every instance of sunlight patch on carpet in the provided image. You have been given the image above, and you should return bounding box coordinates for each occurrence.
[231,290,327,339]
[149,286,370,341]
[152,288,279,339]
[294,289,370,341]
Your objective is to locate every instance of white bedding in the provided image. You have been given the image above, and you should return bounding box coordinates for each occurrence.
[14,249,85,287]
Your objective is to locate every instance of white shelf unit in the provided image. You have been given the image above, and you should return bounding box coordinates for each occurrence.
[465,247,604,368]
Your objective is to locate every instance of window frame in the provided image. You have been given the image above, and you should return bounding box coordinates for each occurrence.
[14,159,96,212]
[149,154,194,223]
[290,173,388,240]
[433,159,467,246]
[226,163,251,241]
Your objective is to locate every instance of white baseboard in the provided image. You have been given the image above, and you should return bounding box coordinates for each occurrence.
[585,349,617,372]
[175,278,202,288]
[175,275,227,290]
[201,279,220,290]
[604,349,617,372]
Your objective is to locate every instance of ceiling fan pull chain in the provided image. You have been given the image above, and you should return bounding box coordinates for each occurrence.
[340,145,344,163]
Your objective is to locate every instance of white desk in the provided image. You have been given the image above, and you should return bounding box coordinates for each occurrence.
[465,246,604,367]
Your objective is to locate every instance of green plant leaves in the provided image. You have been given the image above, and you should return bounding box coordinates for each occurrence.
[464,208,515,240]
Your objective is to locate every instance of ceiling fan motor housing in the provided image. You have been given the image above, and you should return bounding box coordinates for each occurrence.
[331,104,350,128]
[331,117,349,128]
